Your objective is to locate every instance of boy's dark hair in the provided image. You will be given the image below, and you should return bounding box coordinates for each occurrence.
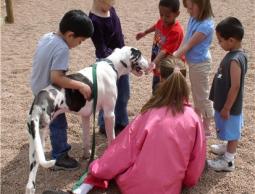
[59,10,94,37]
[216,17,244,41]
[159,0,180,13]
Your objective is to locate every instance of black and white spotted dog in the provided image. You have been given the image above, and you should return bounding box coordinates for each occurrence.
[25,46,149,194]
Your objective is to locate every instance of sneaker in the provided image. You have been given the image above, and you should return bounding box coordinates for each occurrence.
[42,190,73,194]
[207,157,235,172]
[210,144,226,155]
[53,152,80,171]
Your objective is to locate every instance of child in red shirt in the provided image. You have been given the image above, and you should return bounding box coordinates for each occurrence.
[136,0,184,93]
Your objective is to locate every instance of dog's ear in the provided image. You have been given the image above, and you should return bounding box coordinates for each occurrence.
[130,48,141,62]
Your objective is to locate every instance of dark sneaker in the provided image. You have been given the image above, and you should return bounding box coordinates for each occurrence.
[42,190,73,194]
[53,152,79,171]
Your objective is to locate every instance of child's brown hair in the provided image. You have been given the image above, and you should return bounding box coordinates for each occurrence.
[141,56,189,115]
[183,0,214,21]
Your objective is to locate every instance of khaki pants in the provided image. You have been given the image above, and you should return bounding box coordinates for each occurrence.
[188,61,214,119]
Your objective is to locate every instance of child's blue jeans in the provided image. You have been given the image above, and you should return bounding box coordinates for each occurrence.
[98,74,130,129]
[49,113,71,159]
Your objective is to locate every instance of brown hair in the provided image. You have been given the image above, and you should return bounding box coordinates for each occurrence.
[183,0,214,21]
[141,56,189,115]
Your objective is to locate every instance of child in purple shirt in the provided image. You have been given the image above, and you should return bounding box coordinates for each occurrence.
[89,0,129,135]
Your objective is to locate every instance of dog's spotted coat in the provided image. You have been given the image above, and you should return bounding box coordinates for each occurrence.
[25,46,149,194]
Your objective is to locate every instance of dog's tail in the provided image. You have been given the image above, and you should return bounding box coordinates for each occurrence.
[27,105,56,168]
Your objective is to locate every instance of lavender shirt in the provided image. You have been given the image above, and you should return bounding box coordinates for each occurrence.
[89,7,124,58]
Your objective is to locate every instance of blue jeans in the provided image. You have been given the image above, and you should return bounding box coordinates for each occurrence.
[98,74,130,129]
[152,75,160,94]
[49,113,71,159]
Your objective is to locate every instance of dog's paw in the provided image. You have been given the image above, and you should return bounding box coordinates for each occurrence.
[48,159,56,167]
[41,159,56,168]
[25,186,35,194]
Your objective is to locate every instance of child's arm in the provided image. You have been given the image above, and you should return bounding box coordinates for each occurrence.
[221,60,241,120]
[136,25,156,40]
[173,32,206,58]
[145,50,167,74]
[51,70,92,100]
[153,50,167,69]
[91,27,112,58]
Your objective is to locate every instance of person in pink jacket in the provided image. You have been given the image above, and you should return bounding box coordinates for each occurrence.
[43,56,206,194]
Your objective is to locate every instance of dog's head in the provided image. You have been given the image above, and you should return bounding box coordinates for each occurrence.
[108,46,149,77]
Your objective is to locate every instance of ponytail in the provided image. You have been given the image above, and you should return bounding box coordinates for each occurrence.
[141,56,189,115]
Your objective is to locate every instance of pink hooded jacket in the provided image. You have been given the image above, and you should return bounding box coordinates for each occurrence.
[85,105,206,194]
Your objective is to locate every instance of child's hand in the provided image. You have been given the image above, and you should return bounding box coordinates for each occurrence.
[79,83,92,100]
[220,107,230,120]
[136,32,146,40]
[145,62,156,75]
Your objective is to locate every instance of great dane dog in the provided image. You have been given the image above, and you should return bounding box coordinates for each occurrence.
[25,46,149,194]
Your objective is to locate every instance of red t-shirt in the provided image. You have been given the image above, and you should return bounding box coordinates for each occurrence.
[152,19,184,76]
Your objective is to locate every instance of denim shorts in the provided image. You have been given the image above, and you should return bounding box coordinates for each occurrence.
[214,111,243,141]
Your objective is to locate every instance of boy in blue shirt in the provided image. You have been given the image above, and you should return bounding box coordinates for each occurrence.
[30,10,94,170]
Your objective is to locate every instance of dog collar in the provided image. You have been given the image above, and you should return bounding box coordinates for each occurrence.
[97,58,118,77]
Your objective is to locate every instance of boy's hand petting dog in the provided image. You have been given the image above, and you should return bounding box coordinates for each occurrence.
[79,83,92,101]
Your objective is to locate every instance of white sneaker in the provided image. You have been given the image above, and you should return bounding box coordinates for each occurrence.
[207,157,235,172]
[210,144,226,155]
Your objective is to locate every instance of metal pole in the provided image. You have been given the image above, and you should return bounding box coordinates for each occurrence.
[5,0,14,23]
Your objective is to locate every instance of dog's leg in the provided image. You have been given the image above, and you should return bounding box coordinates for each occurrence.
[26,128,48,194]
[104,111,115,145]
[26,130,38,194]
[33,119,56,168]
[26,116,55,194]
[39,127,47,149]
[81,116,91,159]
